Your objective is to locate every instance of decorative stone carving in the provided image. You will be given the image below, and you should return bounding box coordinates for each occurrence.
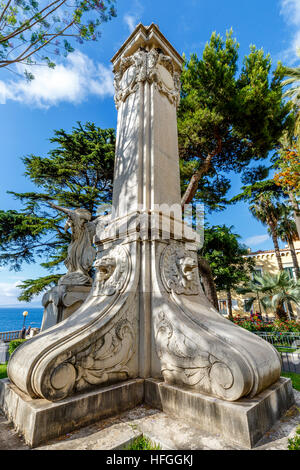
[160,244,200,295]
[92,245,131,297]
[41,285,66,329]
[49,203,96,286]
[155,312,234,400]
[41,284,91,330]
[113,47,181,109]
[48,318,136,399]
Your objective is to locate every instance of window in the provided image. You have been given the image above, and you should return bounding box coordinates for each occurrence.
[252,268,263,280]
[244,299,252,313]
[284,267,295,280]
[218,300,228,316]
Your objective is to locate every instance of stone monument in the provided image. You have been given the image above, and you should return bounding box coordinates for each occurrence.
[40,203,96,330]
[0,24,294,449]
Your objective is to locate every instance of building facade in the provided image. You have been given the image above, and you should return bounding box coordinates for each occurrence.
[217,240,300,319]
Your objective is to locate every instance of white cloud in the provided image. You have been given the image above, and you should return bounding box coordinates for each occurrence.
[0,281,23,305]
[0,51,114,108]
[280,0,300,26]
[124,14,138,33]
[244,234,270,247]
[280,0,300,62]
[123,0,143,33]
[0,280,43,306]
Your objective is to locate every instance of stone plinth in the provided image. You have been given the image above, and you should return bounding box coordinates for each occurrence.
[41,285,91,331]
[145,377,295,449]
[0,376,295,449]
[0,378,144,448]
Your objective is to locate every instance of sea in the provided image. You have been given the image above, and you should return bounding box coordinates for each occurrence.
[0,307,43,332]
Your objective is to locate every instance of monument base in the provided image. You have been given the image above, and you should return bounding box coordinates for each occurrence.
[0,377,295,449]
[0,378,144,448]
[144,377,295,449]
[41,285,91,331]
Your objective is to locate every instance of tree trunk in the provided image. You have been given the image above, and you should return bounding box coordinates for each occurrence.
[226,289,233,320]
[181,156,213,207]
[288,235,300,280]
[289,192,300,239]
[256,292,262,316]
[269,224,284,271]
[276,301,289,321]
[197,256,219,311]
[181,137,222,207]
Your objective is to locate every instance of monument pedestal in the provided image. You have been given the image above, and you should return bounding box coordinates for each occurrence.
[0,376,294,448]
[0,378,144,448]
[145,377,295,449]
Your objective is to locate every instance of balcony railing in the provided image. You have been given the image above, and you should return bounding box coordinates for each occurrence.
[0,330,22,343]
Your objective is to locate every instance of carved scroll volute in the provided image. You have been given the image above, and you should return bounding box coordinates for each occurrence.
[26,244,135,402]
[40,317,136,401]
[113,47,181,109]
[154,312,251,402]
[156,244,255,402]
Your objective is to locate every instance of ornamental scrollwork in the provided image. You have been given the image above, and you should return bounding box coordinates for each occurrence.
[49,318,136,399]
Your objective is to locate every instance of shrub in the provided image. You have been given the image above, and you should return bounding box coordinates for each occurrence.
[0,363,8,379]
[231,316,300,333]
[288,428,300,450]
[8,339,26,357]
[124,436,162,450]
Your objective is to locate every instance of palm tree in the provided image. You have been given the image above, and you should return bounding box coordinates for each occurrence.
[237,272,300,321]
[282,48,300,105]
[249,194,284,271]
[277,206,300,280]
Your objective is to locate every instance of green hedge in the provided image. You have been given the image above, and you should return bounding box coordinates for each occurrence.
[8,339,26,357]
[0,363,7,379]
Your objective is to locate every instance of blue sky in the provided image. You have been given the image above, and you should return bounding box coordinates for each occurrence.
[0,0,299,307]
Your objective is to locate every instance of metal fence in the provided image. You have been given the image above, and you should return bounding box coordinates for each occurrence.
[255,332,300,374]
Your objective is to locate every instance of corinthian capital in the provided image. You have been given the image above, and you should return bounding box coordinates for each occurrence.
[113,46,181,109]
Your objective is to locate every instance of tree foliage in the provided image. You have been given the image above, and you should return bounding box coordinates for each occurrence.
[201,224,255,317]
[178,30,293,208]
[274,145,300,196]
[0,0,116,77]
[237,271,300,321]
[0,122,115,300]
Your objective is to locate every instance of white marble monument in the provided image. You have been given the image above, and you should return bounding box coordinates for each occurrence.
[0,24,294,448]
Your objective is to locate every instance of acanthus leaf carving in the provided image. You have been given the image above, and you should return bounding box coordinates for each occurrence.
[49,317,136,399]
[113,47,181,109]
[155,312,234,400]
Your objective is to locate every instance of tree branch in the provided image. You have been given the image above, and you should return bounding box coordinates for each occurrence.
[181,135,222,207]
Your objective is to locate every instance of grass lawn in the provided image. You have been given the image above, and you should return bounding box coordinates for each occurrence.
[0,363,7,379]
[282,372,300,391]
